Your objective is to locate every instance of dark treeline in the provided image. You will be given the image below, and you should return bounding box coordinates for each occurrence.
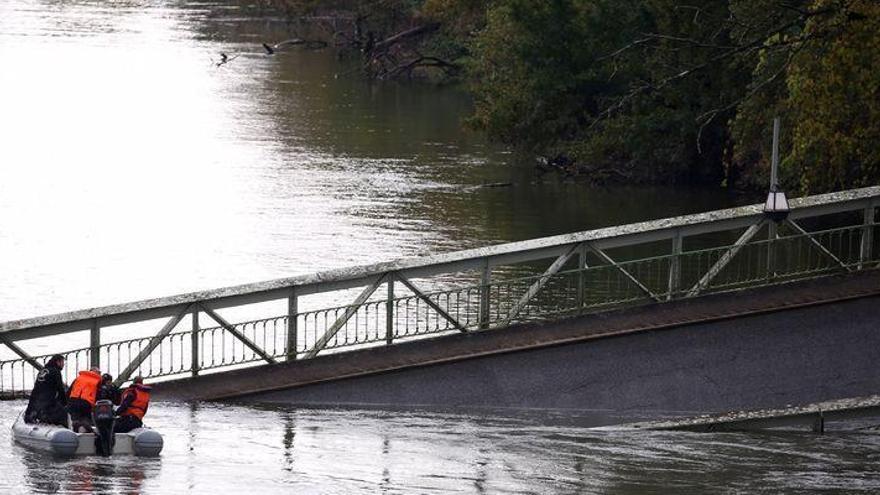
[264,0,879,194]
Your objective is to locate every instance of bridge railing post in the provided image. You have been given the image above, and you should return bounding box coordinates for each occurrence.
[89,319,100,369]
[191,309,200,376]
[386,278,394,345]
[667,231,682,300]
[860,202,876,269]
[479,259,491,329]
[577,244,587,313]
[287,288,298,360]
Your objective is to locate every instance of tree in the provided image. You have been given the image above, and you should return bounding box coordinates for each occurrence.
[262,0,880,192]
[786,0,880,193]
[467,0,745,183]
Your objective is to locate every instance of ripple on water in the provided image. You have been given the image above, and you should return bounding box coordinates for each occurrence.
[4,400,880,494]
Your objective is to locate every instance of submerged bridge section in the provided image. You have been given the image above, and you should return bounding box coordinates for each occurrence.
[157,271,880,413]
[619,394,880,433]
[1,187,879,413]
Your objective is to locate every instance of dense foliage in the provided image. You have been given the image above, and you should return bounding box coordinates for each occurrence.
[269,0,880,193]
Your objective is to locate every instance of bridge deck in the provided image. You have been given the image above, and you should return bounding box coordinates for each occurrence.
[616,395,880,432]
[154,269,880,401]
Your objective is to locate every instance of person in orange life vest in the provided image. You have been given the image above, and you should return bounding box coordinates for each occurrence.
[67,366,102,433]
[114,376,152,433]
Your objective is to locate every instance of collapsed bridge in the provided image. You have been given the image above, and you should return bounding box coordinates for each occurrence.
[2,187,879,414]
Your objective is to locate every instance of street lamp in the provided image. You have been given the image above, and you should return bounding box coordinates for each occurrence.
[763,117,790,222]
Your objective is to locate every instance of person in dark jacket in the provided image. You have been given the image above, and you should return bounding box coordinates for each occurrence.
[24,354,68,427]
[114,376,152,433]
[97,373,122,405]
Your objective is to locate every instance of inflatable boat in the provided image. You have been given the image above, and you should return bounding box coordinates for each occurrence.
[12,412,163,456]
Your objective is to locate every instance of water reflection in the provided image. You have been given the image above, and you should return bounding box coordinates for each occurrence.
[281,410,295,472]
[19,447,157,495]
[379,436,391,493]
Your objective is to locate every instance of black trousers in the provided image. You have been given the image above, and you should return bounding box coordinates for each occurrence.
[67,398,94,432]
[27,402,68,427]
[114,415,143,433]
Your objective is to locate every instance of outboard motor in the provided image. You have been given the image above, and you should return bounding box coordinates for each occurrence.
[92,400,116,456]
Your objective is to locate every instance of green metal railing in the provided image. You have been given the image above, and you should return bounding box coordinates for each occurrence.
[2,220,876,396]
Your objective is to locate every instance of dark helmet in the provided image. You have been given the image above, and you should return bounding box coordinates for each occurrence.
[102,373,113,383]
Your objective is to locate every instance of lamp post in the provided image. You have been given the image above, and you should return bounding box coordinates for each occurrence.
[763,117,788,281]
[763,117,790,222]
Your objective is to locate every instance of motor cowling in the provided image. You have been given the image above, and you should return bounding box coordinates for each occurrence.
[92,399,115,456]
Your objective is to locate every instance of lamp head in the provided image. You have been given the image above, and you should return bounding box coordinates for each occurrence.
[764,187,790,222]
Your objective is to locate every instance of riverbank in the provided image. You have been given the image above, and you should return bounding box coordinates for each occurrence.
[259,0,880,193]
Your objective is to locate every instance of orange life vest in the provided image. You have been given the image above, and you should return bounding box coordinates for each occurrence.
[68,370,102,406]
[121,384,151,420]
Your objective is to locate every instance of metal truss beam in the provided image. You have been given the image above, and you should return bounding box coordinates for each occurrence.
[0,334,42,371]
[588,244,662,302]
[200,304,277,365]
[395,273,467,333]
[785,219,852,272]
[687,221,765,297]
[501,243,581,326]
[114,304,191,386]
[305,274,388,359]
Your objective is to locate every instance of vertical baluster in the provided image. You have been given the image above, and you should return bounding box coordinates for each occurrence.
[307,313,314,354]
[861,204,875,269]
[434,293,440,331]
[404,298,410,336]
[467,288,473,327]
[233,325,239,363]
[322,311,328,351]
[453,292,460,328]
[234,324,241,363]
[135,341,142,378]
[191,309,200,376]
[209,329,215,368]
[221,328,226,365]
[276,319,282,356]
[386,279,394,345]
[168,333,174,375]
[243,323,249,361]
[269,320,275,356]
[286,288,298,361]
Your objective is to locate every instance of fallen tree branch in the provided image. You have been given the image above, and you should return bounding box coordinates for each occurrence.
[386,55,460,79]
[370,23,441,54]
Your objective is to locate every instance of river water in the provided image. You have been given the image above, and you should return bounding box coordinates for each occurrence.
[1,1,878,493]
[3,400,880,494]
